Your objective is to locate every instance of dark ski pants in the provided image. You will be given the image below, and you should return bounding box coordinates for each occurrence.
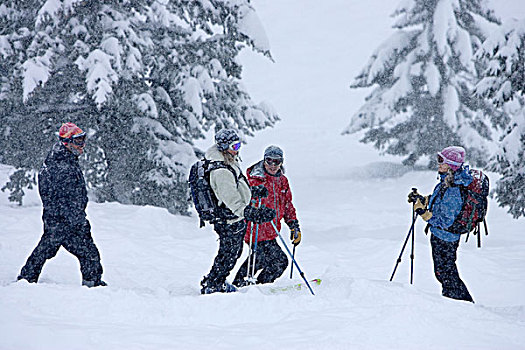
[233,238,289,285]
[430,234,473,302]
[202,220,246,288]
[19,219,103,284]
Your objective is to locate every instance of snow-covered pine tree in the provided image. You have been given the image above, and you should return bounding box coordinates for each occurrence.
[0,1,92,204]
[343,0,501,167]
[476,18,525,218]
[0,0,277,214]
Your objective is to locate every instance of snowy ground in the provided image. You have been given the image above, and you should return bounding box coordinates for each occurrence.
[1,1,525,349]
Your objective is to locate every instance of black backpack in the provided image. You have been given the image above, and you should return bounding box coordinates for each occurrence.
[188,159,239,227]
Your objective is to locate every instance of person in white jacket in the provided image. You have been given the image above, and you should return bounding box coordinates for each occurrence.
[200,129,275,294]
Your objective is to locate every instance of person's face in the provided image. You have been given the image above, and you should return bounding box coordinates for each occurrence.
[66,134,86,156]
[438,163,450,173]
[437,155,450,173]
[264,157,282,175]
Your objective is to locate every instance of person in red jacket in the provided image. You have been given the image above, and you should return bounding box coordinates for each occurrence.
[233,145,301,287]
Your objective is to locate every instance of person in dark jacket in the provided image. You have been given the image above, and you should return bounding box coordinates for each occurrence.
[200,129,275,294]
[233,145,301,287]
[18,123,106,287]
[409,146,474,302]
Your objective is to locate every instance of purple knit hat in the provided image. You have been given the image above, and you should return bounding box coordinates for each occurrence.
[438,146,465,171]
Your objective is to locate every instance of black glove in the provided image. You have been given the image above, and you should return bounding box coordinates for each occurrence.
[286,219,300,231]
[244,205,276,223]
[250,185,269,198]
[287,220,301,246]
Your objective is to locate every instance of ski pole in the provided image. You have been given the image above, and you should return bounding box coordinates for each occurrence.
[410,205,415,285]
[250,198,262,282]
[270,221,315,295]
[246,198,259,281]
[290,245,296,279]
[390,212,418,283]
[246,219,255,280]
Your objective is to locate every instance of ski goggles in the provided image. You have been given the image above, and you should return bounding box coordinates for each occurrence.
[66,132,87,146]
[437,153,462,166]
[229,141,241,151]
[265,157,282,166]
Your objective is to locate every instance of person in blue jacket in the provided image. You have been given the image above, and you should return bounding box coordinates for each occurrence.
[409,146,474,302]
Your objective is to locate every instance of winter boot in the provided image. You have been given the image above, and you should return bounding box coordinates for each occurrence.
[200,276,219,294]
[232,278,251,288]
[17,275,38,283]
[201,279,237,295]
[222,281,237,293]
[82,279,107,288]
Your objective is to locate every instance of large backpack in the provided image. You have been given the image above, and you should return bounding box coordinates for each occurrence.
[448,168,490,235]
[188,159,239,227]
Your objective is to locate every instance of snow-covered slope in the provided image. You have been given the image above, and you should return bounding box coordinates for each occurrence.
[1,156,524,349]
[1,1,524,349]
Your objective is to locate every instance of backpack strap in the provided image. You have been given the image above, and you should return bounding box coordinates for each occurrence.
[207,160,248,188]
[207,161,238,182]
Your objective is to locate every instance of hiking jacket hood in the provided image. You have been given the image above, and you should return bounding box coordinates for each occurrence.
[205,145,251,223]
[427,165,473,242]
[244,160,297,243]
[38,142,88,228]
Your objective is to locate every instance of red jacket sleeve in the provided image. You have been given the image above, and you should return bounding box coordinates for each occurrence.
[282,176,297,223]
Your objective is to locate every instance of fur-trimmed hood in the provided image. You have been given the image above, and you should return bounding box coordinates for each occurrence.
[248,160,284,179]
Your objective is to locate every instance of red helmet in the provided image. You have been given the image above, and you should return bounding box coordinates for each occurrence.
[59,122,84,138]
